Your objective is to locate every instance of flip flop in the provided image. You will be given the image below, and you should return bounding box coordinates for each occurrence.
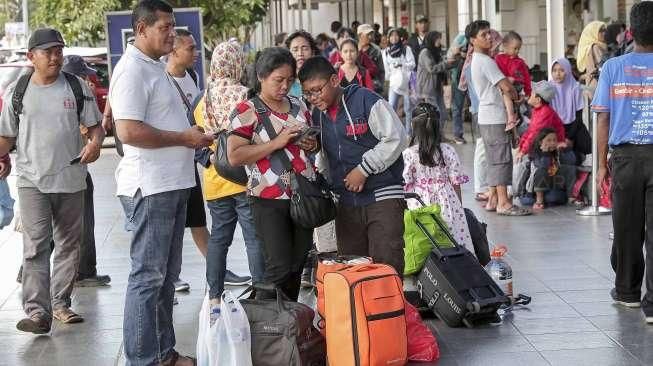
[475,193,490,202]
[53,308,84,324]
[497,206,532,216]
[532,202,545,210]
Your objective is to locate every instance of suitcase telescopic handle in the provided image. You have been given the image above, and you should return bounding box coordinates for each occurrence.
[414,219,446,260]
[404,192,427,206]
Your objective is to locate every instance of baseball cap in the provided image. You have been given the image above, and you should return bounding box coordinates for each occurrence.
[28,28,65,51]
[357,23,375,35]
[62,55,96,77]
[532,81,556,103]
[416,15,429,23]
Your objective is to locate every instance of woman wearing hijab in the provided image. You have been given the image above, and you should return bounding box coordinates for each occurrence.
[383,28,415,131]
[576,20,607,95]
[549,57,591,165]
[416,31,454,136]
[200,42,265,310]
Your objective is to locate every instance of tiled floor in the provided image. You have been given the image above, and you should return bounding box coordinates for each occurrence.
[0,143,650,366]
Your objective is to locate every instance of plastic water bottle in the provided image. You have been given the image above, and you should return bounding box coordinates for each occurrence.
[484,245,513,299]
[209,305,221,326]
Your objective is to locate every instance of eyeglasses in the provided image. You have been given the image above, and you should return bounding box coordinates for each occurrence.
[303,80,330,99]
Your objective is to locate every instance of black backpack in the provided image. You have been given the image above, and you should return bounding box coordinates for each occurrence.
[12,71,89,124]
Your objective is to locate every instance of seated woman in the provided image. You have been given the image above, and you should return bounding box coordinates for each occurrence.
[524,128,576,210]
[403,103,473,249]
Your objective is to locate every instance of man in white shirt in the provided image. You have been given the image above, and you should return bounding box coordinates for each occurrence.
[109,1,212,365]
[468,20,531,216]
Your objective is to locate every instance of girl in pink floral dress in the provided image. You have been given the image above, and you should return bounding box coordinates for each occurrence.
[403,103,473,249]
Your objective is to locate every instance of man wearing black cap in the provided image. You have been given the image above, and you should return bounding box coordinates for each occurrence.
[408,16,430,70]
[0,28,105,334]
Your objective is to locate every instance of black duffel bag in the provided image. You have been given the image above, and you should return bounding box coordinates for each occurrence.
[239,285,326,366]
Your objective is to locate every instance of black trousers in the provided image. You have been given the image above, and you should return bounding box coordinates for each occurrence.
[250,197,312,301]
[611,144,653,314]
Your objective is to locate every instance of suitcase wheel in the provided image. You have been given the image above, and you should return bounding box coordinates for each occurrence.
[467,301,481,313]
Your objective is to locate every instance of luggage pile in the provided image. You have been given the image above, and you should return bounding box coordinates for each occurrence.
[403,192,513,328]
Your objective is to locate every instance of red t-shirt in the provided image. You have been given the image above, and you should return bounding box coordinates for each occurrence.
[519,104,566,154]
[329,51,379,78]
[495,53,532,96]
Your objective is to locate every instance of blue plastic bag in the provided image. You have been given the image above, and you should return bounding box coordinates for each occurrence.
[0,179,14,229]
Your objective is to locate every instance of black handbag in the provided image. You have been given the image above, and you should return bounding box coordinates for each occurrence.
[214,130,248,185]
[252,96,336,229]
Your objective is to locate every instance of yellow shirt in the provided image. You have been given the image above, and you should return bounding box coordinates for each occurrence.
[194,95,246,201]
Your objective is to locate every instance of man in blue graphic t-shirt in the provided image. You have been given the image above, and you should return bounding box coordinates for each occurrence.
[593,1,653,323]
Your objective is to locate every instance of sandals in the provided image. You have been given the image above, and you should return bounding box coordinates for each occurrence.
[532,202,545,210]
[53,308,84,324]
[475,193,490,202]
[497,205,532,216]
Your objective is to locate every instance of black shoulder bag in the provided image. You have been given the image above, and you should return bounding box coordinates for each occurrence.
[251,96,336,229]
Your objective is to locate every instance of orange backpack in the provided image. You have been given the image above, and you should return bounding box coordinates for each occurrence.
[315,255,372,333]
[323,264,407,366]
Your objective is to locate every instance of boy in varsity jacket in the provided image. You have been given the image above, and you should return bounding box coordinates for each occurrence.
[299,56,409,276]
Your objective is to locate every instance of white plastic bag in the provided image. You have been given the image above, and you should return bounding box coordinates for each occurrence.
[196,291,253,366]
[314,220,338,253]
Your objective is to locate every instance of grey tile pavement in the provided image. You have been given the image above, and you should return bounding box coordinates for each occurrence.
[0,142,650,366]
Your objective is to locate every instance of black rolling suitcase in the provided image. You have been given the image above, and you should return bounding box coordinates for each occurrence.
[405,193,510,328]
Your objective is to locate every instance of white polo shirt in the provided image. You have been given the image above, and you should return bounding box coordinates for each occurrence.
[109,44,195,197]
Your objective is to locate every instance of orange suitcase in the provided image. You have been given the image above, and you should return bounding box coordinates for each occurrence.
[315,254,372,333]
[324,263,407,366]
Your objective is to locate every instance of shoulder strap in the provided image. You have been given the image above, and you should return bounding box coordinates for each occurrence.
[250,96,293,171]
[62,72,86,122]
[11,71,34,125]
[167,72,194,113]
[187,68,198,86]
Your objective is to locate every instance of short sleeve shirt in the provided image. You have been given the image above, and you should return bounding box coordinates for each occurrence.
[591,52,653,147]
[172,71,201,111]
[110,44,195,197]
[0,73,101,193]
[229,96,316,199]
[470,52,508,125]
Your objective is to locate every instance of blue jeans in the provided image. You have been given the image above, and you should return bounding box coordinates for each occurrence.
[119,189,189,366]
[389,90,412,133]
[451,83,466,138]
[206,192,265,299]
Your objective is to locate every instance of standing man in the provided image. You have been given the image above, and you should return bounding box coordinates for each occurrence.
[0,28,104,334]
[110,1,212,365]
[357,23,385,96]
[467,20,530,216]
[408,16,429,70]
[166,28,214,292]
[594,1,653,321]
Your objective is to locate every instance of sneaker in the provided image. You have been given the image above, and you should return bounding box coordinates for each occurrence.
[300,267,313,288]
[610,288,641,308]
[224,270,252,286]
[174,279,190,292]
[452,136,466,144]
[646,316,653,324]
[75,274,111,287]
[16,314,51,334]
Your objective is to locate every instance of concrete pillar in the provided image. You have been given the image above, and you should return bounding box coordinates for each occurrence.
[546,0,565,72]
[373,0,385,31]
[307,0,313,33]
[624,0,637,25]
[457,0,471,33]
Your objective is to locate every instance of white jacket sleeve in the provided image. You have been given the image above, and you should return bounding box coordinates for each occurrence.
[357,99,409,176]
[404,47,416,71]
